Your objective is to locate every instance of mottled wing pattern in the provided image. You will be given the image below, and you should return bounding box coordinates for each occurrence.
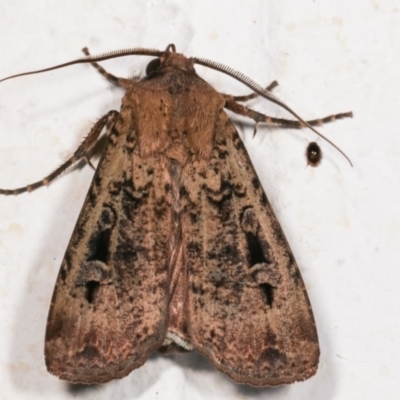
[181,112,319,386]
[45,108,172,384]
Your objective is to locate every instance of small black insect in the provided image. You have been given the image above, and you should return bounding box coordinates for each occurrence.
[306,142,322,167]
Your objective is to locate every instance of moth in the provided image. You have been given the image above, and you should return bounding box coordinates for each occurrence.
[0,44,352,386]
[306,142,322,167]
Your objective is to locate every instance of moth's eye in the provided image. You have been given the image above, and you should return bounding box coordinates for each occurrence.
[146,58,161,76]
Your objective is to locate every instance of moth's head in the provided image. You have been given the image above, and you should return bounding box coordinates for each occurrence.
[145,44,196,76]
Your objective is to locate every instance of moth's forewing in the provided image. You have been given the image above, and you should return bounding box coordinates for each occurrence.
[181,113,319,386]
[45,107,173,384]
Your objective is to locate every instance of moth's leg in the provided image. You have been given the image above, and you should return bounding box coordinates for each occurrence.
[0,110,119,195]
[228,80,279,102]
[224,99,353,135]
[82,47,133,89]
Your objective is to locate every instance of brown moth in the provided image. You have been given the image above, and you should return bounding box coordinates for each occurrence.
[0,44,352,386]
[306,142,322,167]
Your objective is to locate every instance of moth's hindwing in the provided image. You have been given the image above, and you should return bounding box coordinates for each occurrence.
[45,109,172,384]
[181,112,319,386]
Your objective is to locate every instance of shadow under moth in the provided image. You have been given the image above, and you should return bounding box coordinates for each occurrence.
[0,44,352,386]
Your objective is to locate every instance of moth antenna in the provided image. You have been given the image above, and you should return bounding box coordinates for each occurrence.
[193,57,353,167]
[0,48,165,84]
[0,45,352,166]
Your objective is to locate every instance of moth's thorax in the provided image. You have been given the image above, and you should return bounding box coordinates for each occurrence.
[121,66,225,163]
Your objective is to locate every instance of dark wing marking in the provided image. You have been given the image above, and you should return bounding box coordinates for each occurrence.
[181,112,319,386]
[45,108,172,384]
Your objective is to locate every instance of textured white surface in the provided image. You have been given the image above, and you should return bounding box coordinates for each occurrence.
[0,0,399,399]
